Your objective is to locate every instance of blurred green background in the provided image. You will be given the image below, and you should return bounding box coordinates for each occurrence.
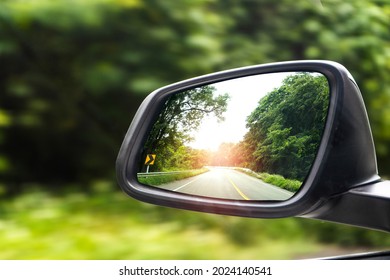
[1,0,390,259]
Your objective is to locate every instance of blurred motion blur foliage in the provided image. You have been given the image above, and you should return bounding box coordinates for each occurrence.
[0,0,228,191]
[0,181,390,259]
[1,0,390,191]
[1,0,390,257]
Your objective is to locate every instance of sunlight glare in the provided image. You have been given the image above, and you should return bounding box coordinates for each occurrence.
[188,73,290,151]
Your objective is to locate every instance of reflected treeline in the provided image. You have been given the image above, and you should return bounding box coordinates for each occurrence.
[242,73,329,181]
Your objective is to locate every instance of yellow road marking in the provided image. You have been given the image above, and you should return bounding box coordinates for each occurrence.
[226,175,250,200]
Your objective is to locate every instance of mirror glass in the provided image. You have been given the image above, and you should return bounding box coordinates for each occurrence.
[137,72,330,201]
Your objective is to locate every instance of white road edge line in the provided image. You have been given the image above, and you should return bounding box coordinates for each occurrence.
[173,179,198,192]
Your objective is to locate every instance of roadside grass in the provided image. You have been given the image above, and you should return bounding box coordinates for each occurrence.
[138,168,208,186]
[257,173,301,192]
[236,168,301,192]
[0,182,389,259]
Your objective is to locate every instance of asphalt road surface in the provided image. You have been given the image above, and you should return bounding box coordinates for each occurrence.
[157,167,294,200]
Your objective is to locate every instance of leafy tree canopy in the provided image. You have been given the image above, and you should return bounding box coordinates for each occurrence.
[245,73,329,180]
[142,86,229,171]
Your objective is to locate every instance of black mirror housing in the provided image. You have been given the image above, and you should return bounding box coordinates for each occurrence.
[116,60,379,219]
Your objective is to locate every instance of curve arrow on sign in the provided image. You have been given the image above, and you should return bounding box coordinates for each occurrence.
[145,154,156,165]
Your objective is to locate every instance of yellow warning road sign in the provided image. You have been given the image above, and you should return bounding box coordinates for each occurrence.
[144,154,156,165]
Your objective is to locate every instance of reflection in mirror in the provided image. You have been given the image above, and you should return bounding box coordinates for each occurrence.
[137,72,330,201]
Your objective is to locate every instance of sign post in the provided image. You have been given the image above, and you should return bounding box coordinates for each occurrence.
[144,154,156,173]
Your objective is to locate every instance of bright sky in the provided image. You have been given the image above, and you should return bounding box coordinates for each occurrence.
[188,72,292,151]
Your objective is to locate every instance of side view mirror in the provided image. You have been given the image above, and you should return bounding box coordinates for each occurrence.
[117,60,390,233]
[138,71,328,201]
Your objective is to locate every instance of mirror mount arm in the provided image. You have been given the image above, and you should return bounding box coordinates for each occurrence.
[303,180,390,233]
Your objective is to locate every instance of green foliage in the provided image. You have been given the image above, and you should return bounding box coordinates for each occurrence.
[259,173,302,193]
[1,0,390,257]
[1,0,390,188]
[218,0,390,174]
[238,169,302,193]
[0,0,228,191]
[0,185,317,259]
[0,186,389,259]
[142,86,229,172]
[245,73,329,181]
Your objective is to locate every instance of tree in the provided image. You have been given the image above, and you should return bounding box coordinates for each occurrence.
[244,73,329,180]
[142,86,229,171]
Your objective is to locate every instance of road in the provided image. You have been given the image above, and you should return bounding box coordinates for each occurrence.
[157,167,294,201]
